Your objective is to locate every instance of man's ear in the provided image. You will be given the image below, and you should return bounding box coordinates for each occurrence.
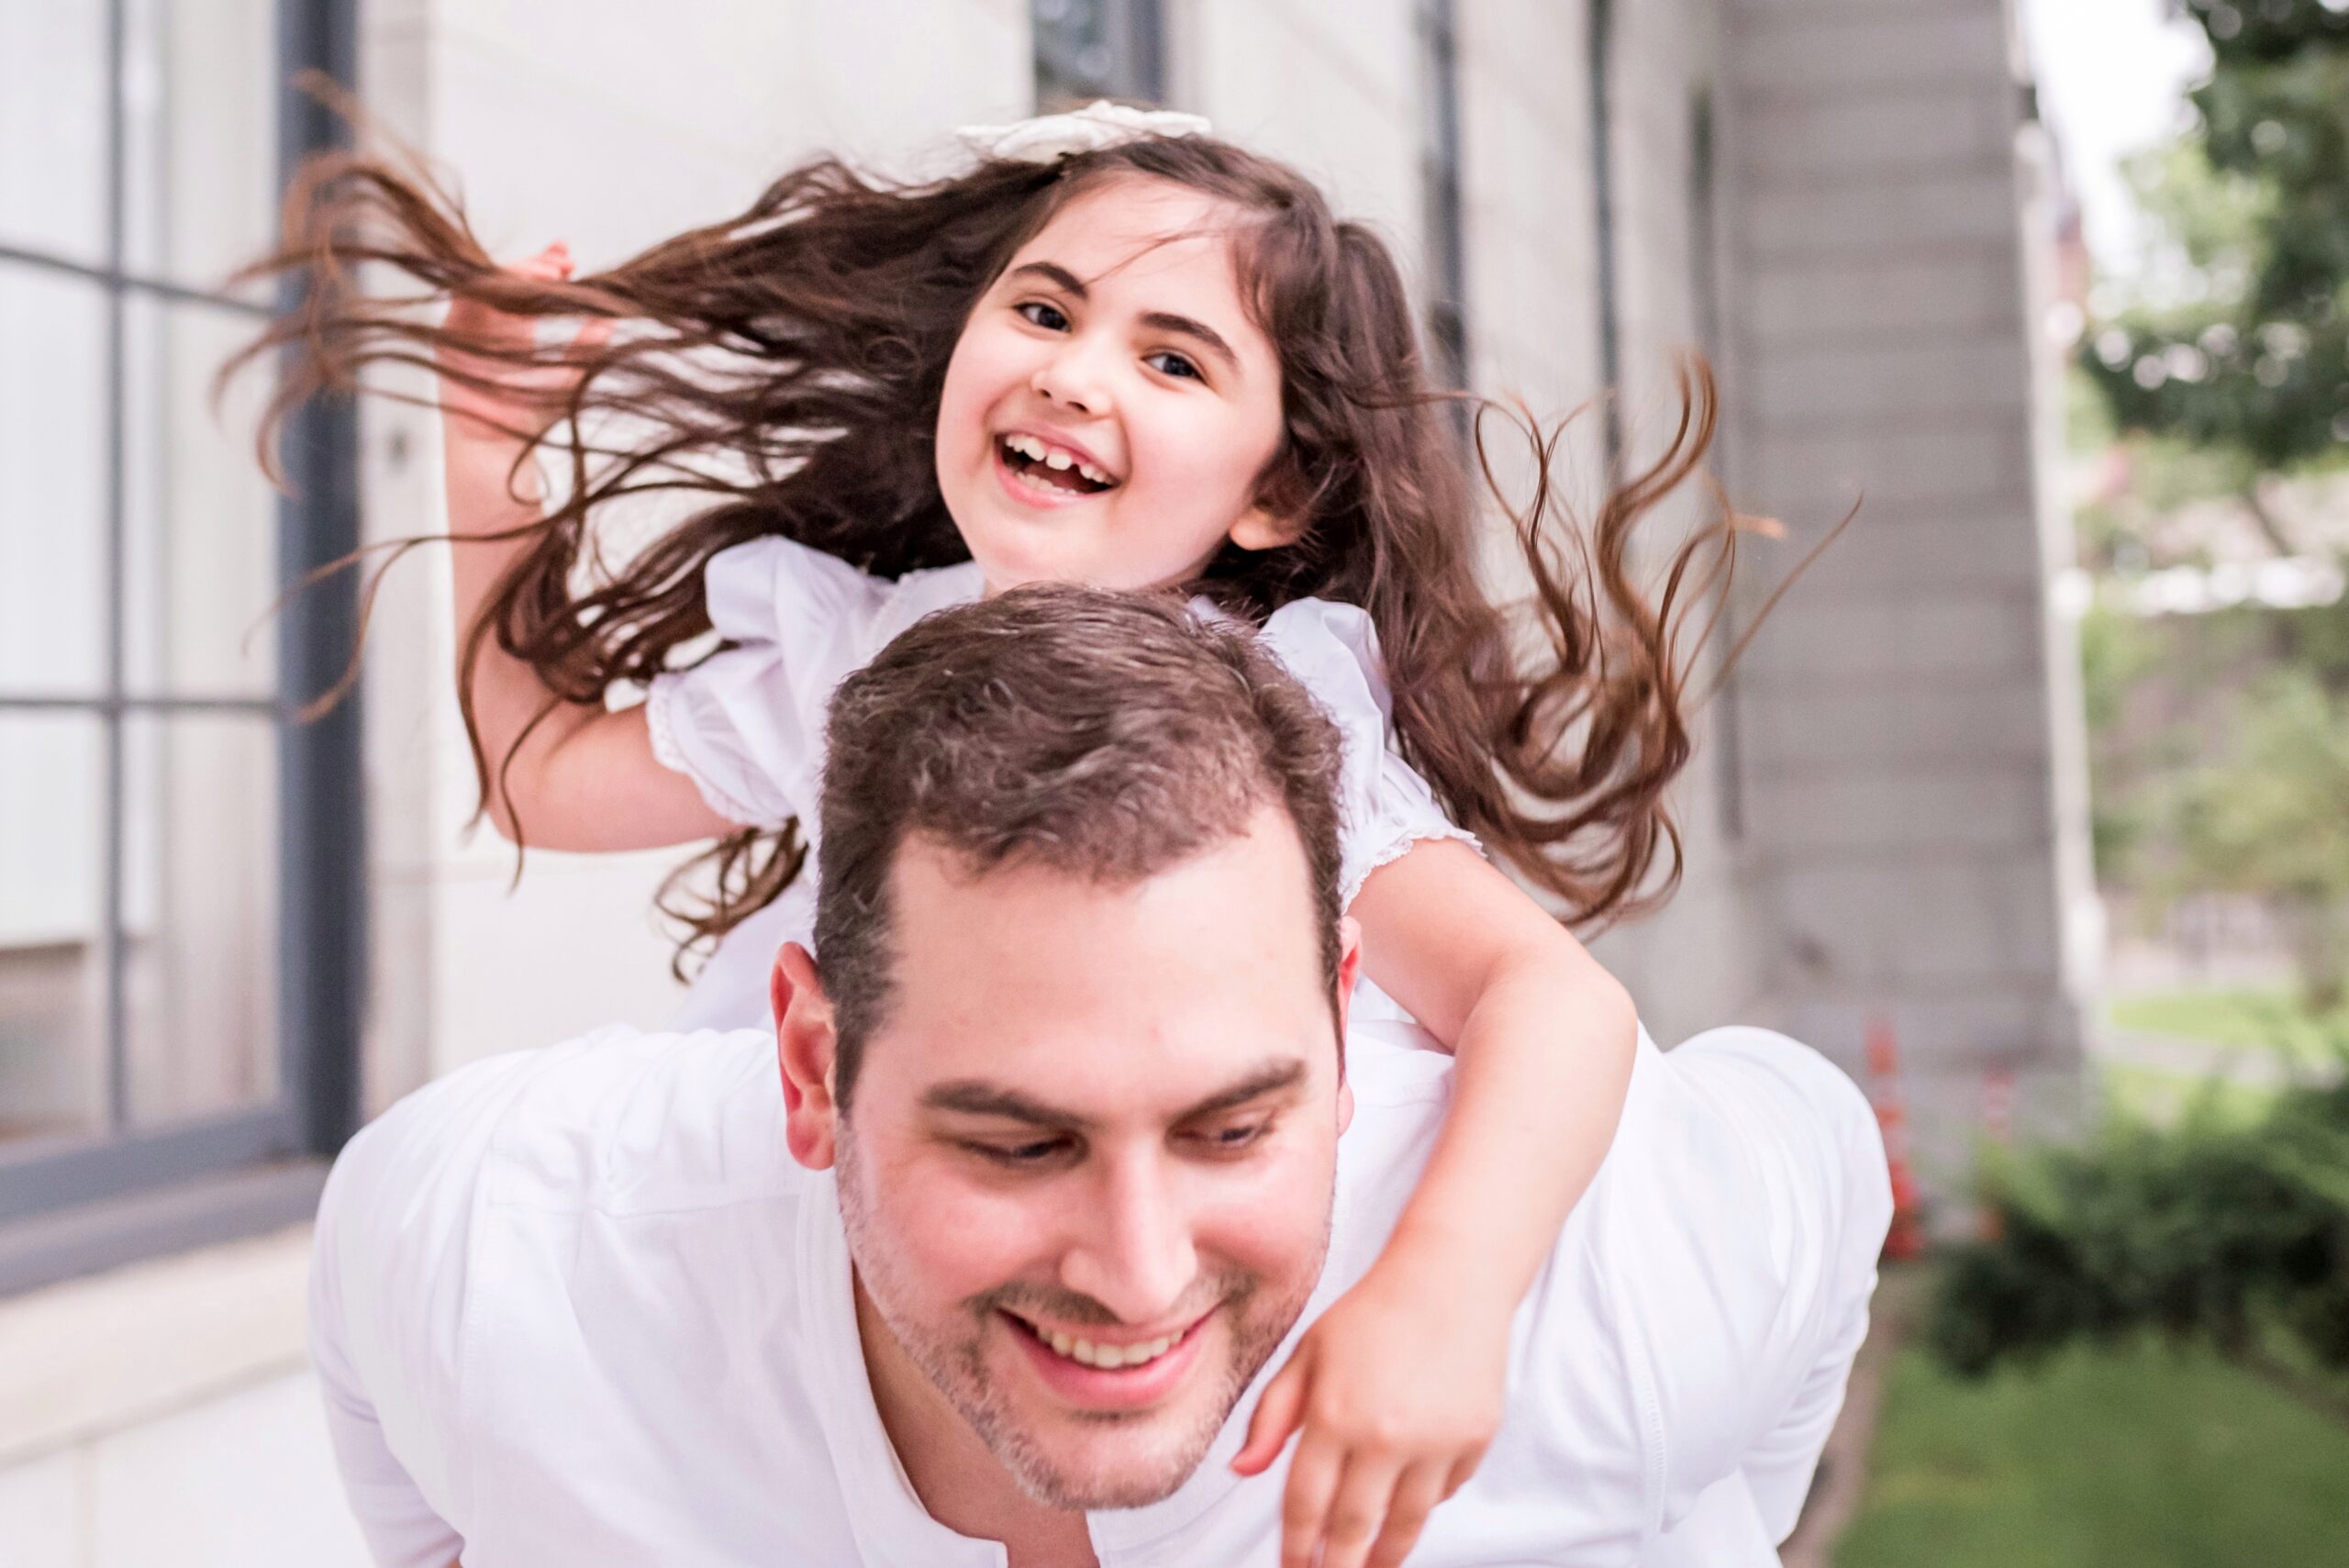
[773,942,841,1171]
[1227,498,1309,553]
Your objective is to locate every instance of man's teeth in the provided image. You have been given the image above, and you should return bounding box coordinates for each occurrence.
[1038,1325,1180,1369]
[1002,434,1112,486]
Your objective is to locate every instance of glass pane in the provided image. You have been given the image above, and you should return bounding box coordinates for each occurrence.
[0,2,109,266]
[0,263,109,695]
[123,0,278,294]
[122,713,276,1126]
[1035,0,1115,105]
[0,712,109,1146]
[124,295,279,697]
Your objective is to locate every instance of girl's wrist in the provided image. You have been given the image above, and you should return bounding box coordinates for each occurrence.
[1375,1218,1527,1317]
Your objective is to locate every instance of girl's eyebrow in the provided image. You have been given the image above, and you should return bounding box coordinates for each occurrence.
[1006,260,1241,375]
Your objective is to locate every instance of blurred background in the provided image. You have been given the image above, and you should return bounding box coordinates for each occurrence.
[0,0,2340,1562]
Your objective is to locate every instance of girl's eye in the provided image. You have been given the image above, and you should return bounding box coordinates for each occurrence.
[1147,350,1203,382]
[1017,301,1070,331]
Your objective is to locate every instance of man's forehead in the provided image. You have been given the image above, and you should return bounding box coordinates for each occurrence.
[863,817,1333,1103]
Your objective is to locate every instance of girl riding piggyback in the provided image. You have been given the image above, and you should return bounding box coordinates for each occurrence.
[247,101,1748,1568]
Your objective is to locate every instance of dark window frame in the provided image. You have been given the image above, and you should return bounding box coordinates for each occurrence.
[0,0,362,1296]
[1418,0,1469,395]
[1686,85,1746,843]
[1033,0,1167,108]
[1587,0,1623,474]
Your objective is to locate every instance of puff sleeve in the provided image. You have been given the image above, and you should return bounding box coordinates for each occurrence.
[642,536,888,830]
[1254,597,1483,906]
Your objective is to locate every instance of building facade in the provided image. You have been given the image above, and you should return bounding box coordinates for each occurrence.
[0,0,2087,1559]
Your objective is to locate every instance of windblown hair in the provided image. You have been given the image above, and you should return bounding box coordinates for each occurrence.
[232,115,1783,967]
[815,586,1346,1106]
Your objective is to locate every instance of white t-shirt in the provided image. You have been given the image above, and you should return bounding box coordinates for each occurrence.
[310,1022,1890,1567]
[643,537,1478,1031]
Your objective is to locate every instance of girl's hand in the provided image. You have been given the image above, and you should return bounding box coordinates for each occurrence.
[438,241,607,446]
[1231,1258,1507,1568]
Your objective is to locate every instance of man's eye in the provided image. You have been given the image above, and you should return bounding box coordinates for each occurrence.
[967,1138,1068,1167]
[1147,350,1202,381]
[1191,1121,1269,1153]
[1017,301,1070,331]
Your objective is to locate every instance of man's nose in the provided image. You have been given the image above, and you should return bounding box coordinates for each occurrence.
[1059,1151,1197,1326]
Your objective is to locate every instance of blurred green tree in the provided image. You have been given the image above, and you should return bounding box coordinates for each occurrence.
[1931,1070,2349,1434]
[2158,668,2349,1006]
[2080,0,2349,542]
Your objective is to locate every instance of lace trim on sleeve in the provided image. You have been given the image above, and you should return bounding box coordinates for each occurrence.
[643,675,776,829]
[1340,823,1486,910]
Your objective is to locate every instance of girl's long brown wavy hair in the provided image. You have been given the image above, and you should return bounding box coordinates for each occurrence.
[232,120,1804,970]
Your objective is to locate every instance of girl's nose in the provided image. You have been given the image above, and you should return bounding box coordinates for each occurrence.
[1030,339,1112,417]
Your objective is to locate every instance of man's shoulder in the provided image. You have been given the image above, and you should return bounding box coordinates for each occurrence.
[324,1026,811,1245]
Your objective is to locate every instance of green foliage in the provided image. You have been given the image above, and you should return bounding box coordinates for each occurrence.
[2109,985,2349,1068]
[2167,667,2349,904]
[2080,9,2349,475]
[1929,1071,2349,1430]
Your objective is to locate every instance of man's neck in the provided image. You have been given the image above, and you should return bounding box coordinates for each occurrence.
[852,1276,1098,1568]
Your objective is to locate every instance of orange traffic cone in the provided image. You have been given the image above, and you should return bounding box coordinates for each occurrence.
[1865,1015,1927,1261]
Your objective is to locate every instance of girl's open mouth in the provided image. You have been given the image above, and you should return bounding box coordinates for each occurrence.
[997,434,1119,496]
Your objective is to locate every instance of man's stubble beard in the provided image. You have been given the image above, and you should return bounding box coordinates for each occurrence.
[835,1122,1332,1511]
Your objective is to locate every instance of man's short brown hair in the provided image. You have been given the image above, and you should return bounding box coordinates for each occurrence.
[813,587,1346,1109]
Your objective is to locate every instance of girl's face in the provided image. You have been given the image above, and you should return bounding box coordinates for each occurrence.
[935,176,1298,593]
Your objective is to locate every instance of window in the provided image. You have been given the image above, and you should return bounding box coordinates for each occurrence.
[0,0,361,1295]
[1687,86,1745,841]
[1418,0,1468,393]
[1586,0,1623,472]
[1033,0,1166,108]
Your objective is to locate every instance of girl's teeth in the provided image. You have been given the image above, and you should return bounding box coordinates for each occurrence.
[1001,434,1114,489]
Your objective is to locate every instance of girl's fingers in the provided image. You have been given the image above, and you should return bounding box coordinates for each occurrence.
[1364,1459,1451,1568]
[1313,1454,1407,1568]
[1442,1448,1486,1500]
[1278,1434,1345,1568]
[1232,1354,1310,1476]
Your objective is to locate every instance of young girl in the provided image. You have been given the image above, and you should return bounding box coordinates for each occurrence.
[249,102,1752,1568]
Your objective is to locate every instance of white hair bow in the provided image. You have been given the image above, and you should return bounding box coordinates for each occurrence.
[956,100,1212,165]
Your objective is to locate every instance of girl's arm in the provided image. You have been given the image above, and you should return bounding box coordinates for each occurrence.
[1233,836,1635,1568]
[439,245,734,852]
[1350,835,1636,1314]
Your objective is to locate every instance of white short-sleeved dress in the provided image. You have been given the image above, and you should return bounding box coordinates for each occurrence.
[645,535,1479,1032]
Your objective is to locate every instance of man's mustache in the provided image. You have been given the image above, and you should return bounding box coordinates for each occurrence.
[971,1272,1256,1329]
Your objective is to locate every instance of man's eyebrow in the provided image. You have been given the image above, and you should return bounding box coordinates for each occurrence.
[919,1059,1309,1131]
[919,1082,1084,1130]
[1173,1059,1308,1121]
[1004,261,1242,374]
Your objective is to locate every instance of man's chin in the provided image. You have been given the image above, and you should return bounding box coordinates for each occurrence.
[990,1407,1226,1511]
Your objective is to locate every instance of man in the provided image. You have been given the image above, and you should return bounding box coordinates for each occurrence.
[312,589,1890,1568]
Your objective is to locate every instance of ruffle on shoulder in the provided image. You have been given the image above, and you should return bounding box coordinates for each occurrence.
[643,537,891,830]
[1254,599,1484,906]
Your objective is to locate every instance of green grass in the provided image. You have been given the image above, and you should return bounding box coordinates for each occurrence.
[2094,1060,2281,1127]
[1837,1337,2349,1568]
[2105,987,2349,1069]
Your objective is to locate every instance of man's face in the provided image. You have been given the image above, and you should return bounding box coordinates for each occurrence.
[815,808,1353,1510]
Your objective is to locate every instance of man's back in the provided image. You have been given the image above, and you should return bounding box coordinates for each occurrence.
[311,1020,1887,1567]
